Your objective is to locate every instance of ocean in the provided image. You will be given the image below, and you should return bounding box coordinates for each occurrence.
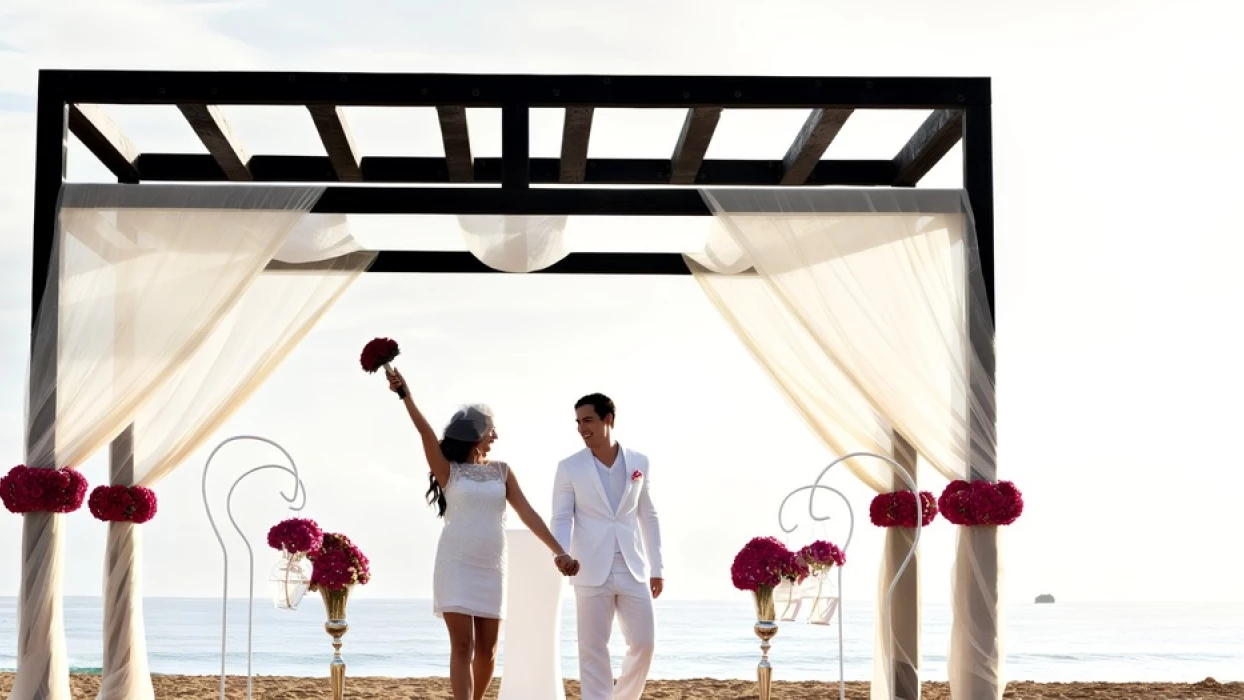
[0,597,1240,683]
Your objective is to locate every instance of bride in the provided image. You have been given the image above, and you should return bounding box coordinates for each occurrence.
[386,369,577,700]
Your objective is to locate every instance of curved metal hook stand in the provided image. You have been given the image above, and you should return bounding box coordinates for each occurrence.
[202,436,307,700]
[777,478,855,700]
[798,451,922,700]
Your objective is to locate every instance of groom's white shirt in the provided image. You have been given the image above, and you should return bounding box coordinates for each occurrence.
[550,446,663,587]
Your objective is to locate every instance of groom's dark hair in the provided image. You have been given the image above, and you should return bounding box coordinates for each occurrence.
[575,393,615,421]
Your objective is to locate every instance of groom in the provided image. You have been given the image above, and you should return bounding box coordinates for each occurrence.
[551,393,663,700]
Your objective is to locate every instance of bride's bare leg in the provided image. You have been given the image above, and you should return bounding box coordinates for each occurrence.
[471,617,501,700]
[444,613,475,700]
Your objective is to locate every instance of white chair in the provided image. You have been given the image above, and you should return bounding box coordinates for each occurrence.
[498,528,567,700]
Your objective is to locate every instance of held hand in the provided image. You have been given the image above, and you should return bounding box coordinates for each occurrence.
[386,369,407,395]
[554,554,579,576]
[650,578,664,599]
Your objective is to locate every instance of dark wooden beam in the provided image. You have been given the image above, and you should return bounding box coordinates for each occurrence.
[893,109,963,187]
[22,70,67,700]
[87,183,967,215]
[435,106,473,183]
[310,187,707,215]
[963,105,995,322]
[67,104,140,183]
[670,107,722,184]
[270,250,691,275]
[135,153,897,186]
[502,103,530,189]
[306,105,362,182]
[780,108,853,185]
[559,107,593,183]
[176,104,252,180]
[55,70,991,109]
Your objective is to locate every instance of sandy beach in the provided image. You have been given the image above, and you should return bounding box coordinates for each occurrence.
[3,674,1242,699]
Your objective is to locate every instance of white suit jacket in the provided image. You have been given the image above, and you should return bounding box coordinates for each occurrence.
[550,446,663,588]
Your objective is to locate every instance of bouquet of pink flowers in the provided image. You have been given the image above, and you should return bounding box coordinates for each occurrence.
[1,465,88,514]
[88,485,158,524]
[869,490,938,528]
[796,540,846,575]
[938,479,1023,526]
[309,532,371,592]
[267,517,324,557]
[730,536,806,591]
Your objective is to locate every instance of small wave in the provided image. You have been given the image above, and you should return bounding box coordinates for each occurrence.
[69,667,102,675]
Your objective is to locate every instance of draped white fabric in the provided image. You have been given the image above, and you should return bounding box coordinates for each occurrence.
[98,211,374,700]
[693,188,1000,700]
[458,215,569,272]
[15,184,324,700]
[689,260,915,699]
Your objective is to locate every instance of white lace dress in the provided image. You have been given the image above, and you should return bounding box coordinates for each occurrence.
[433,461,509,619]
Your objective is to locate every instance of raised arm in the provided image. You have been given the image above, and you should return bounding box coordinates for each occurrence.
[637,464,663,582]
[505,465,569,562]
[387,369,450,488]
[550,459,575,554]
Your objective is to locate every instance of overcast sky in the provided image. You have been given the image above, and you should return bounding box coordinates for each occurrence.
[0,0,1242,606]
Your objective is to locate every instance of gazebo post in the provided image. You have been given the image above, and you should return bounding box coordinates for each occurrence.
[888,433,921,700]
[18,70,69,700]
[962,104,1001,700]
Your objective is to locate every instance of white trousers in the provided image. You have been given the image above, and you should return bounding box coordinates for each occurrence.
[574,553,655,700]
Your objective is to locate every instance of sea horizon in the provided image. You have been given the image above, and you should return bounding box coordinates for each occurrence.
[1,597,1240,683]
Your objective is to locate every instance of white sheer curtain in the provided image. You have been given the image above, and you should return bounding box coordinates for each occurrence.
[694,188,1000,700]
[17,184,327,700]
[689,244,917,699]
[458,215,569,272]
[95,212,375,700]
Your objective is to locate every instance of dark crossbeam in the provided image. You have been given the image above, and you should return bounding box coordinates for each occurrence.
[134,153,897,186]
[307,105,362,182]
[269,250,691,275]
[436,106,473,182]
[67,104,140,183]
[670,107,722,184]
[780,108,853,185]
[54,71,990,108]
[176,104,252,180]
[893,109,963,187]
[559,107,593,183]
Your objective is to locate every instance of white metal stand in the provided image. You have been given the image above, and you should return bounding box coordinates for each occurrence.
[777,451,923,700]
[201,435,307,700]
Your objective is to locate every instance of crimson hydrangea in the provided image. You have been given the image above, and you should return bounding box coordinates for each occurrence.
[797,540,846,574]
[309,532,371,591]
[869,490,938,528]
[938,479,1023,526]
[267,517,323,556]
[88,485,157,524]
[359,338,400,373]
[730,536,797,592]
[1,465,88,514]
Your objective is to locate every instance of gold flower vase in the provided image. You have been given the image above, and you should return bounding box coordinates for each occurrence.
[753,585,779,700]
[321,585,352,700]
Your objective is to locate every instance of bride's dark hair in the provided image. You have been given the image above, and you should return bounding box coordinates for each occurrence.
[426,437,475,517]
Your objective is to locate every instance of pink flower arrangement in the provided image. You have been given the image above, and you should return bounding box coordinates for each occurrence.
[938,479,1024,526]
[88,485,157,524]
[0,465,88,514]
[730,536,805,591]
[631,470,643,482]
[309,532,371,592]
[267,517,324,557]
[869,490,938,528]
[797,540,846,574]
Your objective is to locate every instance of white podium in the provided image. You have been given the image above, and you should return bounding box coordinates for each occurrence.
[498,528,567,700]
